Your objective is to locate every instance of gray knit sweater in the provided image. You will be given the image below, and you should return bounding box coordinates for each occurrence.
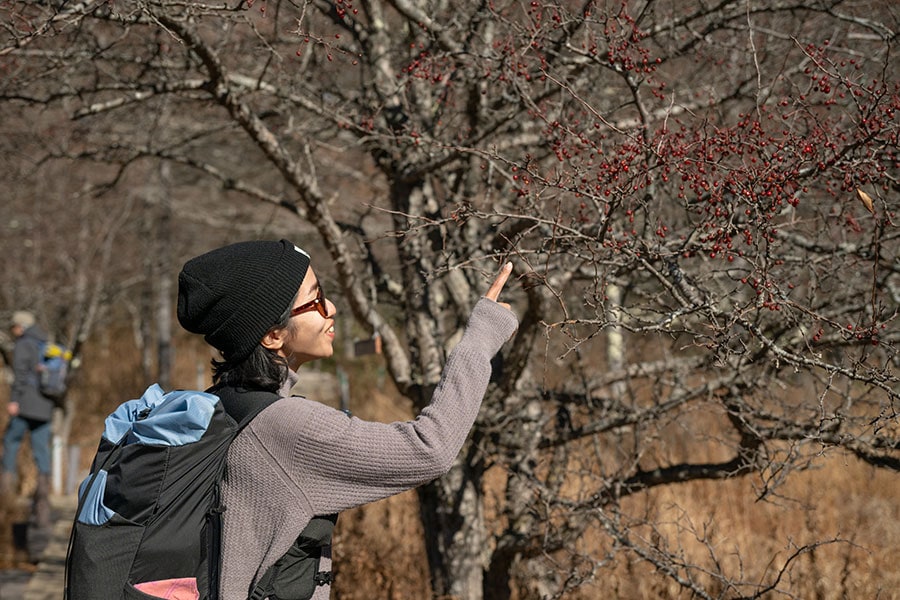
[219,298,518,599]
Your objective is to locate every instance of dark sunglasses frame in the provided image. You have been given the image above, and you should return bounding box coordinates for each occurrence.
[289,283,330,319]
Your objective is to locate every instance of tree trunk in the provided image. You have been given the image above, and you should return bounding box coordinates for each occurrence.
[418,456,486,600]
[485,394,547,600]
[606,283,626,400]
[155,163,173,389]
[139,197,155,382]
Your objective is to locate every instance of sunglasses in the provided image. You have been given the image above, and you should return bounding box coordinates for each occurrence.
[289,283,330,319]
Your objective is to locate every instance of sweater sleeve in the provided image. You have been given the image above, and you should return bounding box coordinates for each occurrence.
[243,297,518,515]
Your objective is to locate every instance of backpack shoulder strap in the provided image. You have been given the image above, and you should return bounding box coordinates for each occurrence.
[209,385,281,428]
[201,385,282,600]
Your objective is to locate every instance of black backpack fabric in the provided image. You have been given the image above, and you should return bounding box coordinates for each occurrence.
[64,384,334,600]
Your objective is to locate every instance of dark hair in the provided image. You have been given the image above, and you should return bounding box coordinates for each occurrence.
[210,297,295,393]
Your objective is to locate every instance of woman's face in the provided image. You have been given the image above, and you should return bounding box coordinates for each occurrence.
[264,267,337,368]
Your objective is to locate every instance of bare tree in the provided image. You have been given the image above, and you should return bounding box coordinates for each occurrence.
[2,0,897,598]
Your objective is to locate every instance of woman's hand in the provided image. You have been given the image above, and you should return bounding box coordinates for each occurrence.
[484,262,513,311]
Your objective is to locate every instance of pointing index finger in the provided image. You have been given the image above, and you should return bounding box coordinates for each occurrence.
[484,262,512,302]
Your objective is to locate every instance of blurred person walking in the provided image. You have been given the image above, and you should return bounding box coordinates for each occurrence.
[2,310,54,530]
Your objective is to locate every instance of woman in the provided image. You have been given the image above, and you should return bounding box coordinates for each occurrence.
[176,238,517,599]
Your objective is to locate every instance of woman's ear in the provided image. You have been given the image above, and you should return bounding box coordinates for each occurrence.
[261,327,288,352]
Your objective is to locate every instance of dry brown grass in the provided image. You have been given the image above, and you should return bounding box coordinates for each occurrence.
[575,459,899,600]
[332,430,900,599]
[1,332,897,599]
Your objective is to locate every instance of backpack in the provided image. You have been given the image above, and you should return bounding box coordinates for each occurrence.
[39,341,71,402]
[65,384,336,600]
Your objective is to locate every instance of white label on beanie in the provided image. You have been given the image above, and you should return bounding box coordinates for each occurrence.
[293,245,310,258]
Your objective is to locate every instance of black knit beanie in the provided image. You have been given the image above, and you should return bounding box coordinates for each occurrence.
[177,239,311,362]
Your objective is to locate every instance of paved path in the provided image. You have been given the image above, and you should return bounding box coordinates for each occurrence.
[0,568,32,600]
[0,495,76,600]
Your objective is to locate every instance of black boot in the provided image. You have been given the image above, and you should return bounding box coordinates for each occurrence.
[31,473,52,529]
[26,473,53,562]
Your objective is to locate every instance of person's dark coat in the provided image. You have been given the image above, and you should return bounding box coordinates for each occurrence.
[12,324,54,422]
